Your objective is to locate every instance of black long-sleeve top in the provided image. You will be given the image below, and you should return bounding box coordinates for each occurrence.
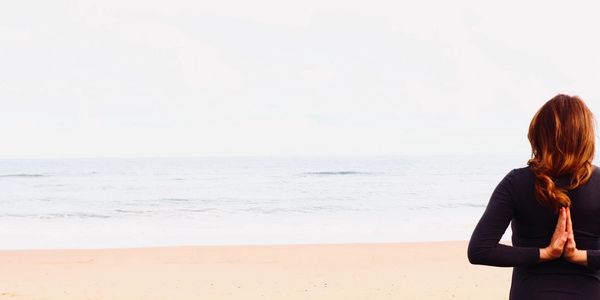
[468,165,600,299]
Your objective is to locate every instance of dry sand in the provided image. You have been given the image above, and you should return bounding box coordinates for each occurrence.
[0,240,513,299]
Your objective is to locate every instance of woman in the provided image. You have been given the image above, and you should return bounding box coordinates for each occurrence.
[467,94,600,299]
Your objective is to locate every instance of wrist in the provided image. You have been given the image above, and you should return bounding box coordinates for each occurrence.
[575,250,587,266]
[564,249,587,266]
[539,247,555,262]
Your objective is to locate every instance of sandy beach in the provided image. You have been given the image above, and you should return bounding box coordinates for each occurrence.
[0,240,514,300]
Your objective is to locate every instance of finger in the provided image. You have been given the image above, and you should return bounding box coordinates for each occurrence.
[558,207,567,231]
[566,209,575,247]
[561,230,568,244]
[564,207,571,234]
[567,237,576,249]
[570,232,576,247]
[556,229,568,244]
[570,238,576,247]
[567,207,573,233]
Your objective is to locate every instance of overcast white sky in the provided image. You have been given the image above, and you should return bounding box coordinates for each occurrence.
[1,0,600,158]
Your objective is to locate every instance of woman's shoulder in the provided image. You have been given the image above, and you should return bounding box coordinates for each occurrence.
[509,165,532,178]
[590,163,600,182]
[509,163,600,182]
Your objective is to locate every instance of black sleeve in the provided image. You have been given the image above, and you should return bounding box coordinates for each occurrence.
[586,250,600,269]
[467,169,540,267]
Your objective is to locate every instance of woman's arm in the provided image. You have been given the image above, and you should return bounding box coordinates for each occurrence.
[585,250,600,269]
[564,245,600,269]
[561,207,600,269]
[467,169,551,267]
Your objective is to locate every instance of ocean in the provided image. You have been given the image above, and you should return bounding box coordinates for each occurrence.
[0,154,528,249]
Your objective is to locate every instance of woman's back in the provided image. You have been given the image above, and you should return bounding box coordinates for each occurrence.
[468,164,600,299]
[468,94,600,299]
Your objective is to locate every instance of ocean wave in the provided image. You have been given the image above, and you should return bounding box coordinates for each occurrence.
[0,213,111,219]
[114,209,153,214]
[235,205,363,214]
[43,213,112,219]
[437,202,486,208]
[301,171,374,176]
[175,208,218,212]
[161,198,192,202]
[0,213,39,218]
[0,174,48,178]
[406,202,486,210]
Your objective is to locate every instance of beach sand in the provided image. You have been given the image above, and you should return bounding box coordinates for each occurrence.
[0,240,513,299]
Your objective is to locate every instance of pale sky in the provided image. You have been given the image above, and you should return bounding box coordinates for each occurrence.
[2,0,600,158]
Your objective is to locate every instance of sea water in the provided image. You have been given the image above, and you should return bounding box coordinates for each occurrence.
[0,154,528,249]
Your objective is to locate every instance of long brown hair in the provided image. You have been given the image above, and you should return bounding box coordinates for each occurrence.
[527,94,597,212]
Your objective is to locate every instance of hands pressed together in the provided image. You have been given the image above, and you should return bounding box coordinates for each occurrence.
[539,207,587,265]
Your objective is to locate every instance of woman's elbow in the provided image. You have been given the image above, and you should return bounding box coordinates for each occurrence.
[467,242,486,265]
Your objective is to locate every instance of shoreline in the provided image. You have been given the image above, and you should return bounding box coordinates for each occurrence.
[0,239,502,251]
[0,240,513,299]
